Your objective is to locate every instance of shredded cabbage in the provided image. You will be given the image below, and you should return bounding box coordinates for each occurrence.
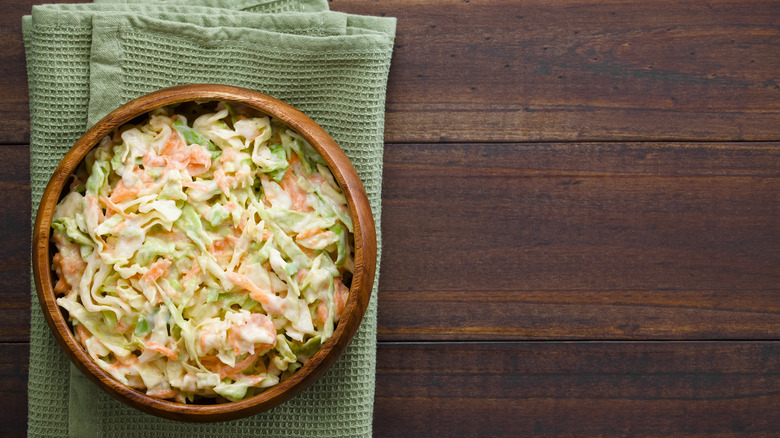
[51,101,354,403]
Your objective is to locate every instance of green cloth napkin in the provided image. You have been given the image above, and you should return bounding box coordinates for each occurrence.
[24,1,394,436]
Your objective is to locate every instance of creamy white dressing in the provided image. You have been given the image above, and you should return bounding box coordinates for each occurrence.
[51,102,354,403]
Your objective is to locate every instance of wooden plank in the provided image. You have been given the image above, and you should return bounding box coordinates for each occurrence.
[378,142,780,340]
[4,142,779,341]
[0,343,29,438]
[0,0,84,145]
[4,0,780,144]
[0,145,31,342]
[330,0,780,142]
[0,1,33,146]
[373,341,780,437]
[3,342,777,437]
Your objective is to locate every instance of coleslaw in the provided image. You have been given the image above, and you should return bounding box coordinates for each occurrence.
[50,101,354,403]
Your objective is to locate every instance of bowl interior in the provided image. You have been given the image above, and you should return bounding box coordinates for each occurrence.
[32,84,377,422]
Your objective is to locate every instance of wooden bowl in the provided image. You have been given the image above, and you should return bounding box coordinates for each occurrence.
[32,84,377,422]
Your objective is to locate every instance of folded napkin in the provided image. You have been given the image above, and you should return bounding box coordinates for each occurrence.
[24,1,394,436]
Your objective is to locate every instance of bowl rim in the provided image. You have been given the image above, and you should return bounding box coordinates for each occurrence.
[32,84,377,422]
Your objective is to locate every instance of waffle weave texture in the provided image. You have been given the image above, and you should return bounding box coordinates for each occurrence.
[24,1,394,436]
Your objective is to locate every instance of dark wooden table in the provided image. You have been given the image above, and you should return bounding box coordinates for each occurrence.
[3,0,779,436]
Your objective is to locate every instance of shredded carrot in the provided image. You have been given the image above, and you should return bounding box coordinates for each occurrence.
[86,195,106,223]
[334,278,349,320]
[201,352,261,379]
[116,319,129,333]
[142,149,166,168]
[309,173,325,185]
[225,272,285,314]
[186,145,211,176]
[100,195,132,219]
[182,181,210,192]
[296,227,322,240]
[182,260,201,285]
[54,278,68,295]
[199,332,212,353]
[142,258,172,283]
[239,374,267,386]
[316,301,329,325]
[48,102,357,402]
[295,267,307,283]
[213,238,230,251]
[146,341,179,360]
[108,355,138,371]
[61,256,86,278]
[300,246,317,258]
[280,167,311,212]
[52,253,67,294]
[112,221,127,234]
[133,165,154,183]
[161,131,186,156]
[109,180,140,203]
[214,168,234,196]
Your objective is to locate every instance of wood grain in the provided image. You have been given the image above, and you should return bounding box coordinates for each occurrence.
[4,0,780,435]
[0,344,29,438]
[336,0,780,142]
[2,342,778,437]
[373,341,780,437]
[0,145,31,342]
[5,1,780,143]
[0,0,33,146]
[0,0,84,145]
[378,142,780,340]
[5,142,779,342]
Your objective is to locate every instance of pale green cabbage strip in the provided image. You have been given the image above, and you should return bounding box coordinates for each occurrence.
[50,102,354,403]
